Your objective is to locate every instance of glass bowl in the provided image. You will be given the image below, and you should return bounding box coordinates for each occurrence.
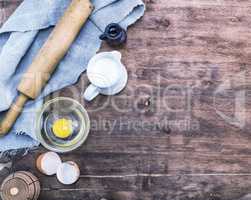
[36,97,90,153]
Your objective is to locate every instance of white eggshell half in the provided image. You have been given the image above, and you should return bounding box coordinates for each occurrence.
[40,152,62,176]
[56,161,80,185]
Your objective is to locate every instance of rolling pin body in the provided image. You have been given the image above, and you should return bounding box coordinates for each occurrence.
[0,0,93,136]
[19,0,93,98]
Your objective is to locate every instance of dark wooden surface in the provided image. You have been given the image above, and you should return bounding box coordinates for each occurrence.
[2,0,251,199]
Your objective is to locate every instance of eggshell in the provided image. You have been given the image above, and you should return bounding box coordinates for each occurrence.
[36,152,62,176]
[56,161,80,185]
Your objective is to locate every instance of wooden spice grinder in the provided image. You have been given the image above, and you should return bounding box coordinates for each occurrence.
[0,0,93,136]
[0,171,40,200]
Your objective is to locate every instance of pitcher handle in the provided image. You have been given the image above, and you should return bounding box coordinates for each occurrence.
[84,84,100,101]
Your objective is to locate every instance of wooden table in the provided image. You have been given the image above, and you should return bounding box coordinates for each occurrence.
[1,0,251,199]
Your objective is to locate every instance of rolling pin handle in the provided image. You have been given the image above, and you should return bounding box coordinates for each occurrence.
[0,94,28,136]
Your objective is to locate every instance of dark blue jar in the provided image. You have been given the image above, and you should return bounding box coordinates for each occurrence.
[99,23,127,47]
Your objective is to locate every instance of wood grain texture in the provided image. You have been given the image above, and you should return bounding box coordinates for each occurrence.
[2,0,251,199]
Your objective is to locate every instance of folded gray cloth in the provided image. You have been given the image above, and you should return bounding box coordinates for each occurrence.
[0,0,145,152]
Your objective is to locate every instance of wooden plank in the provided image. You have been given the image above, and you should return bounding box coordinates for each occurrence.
[2,0,251,199]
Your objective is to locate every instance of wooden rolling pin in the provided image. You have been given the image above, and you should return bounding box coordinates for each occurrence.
[0,0,93,136]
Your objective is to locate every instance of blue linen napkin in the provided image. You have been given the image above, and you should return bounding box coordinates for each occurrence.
[0,0,145,152]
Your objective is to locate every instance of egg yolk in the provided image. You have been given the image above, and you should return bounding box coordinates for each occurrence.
[52,118,73,139]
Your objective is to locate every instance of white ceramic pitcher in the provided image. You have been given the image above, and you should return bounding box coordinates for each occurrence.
[84,51,128,101]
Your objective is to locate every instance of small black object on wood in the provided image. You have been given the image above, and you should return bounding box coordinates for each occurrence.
[100,23,127,47]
